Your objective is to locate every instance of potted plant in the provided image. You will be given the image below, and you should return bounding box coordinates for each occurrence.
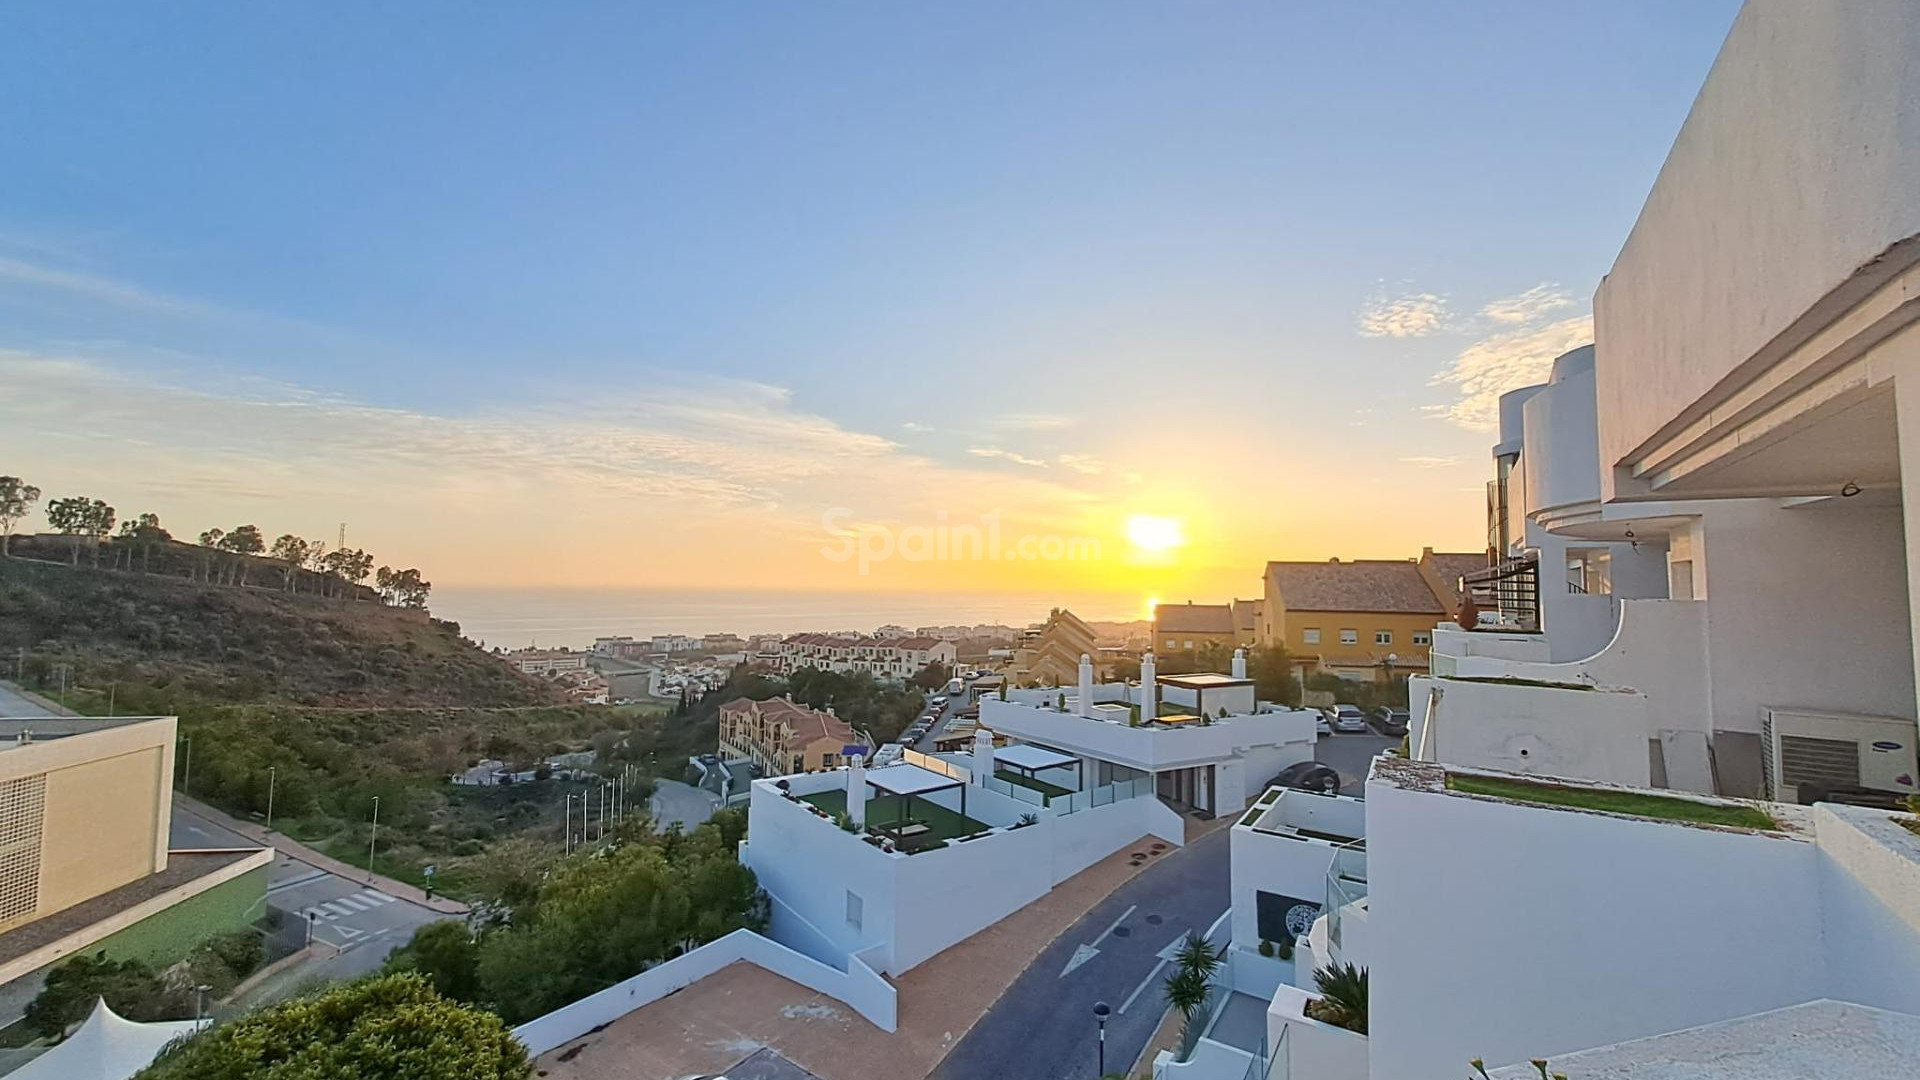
[1304,962,1368,1034]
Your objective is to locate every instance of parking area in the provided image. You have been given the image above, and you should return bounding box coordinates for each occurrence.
[1313,731,1400,796]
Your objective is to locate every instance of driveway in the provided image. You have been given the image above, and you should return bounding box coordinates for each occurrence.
[651,778,720,832]
[929,825,1231,1080]
[1313,732,1399,795]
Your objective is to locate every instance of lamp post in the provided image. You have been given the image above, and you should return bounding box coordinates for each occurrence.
[265,766,277,832]
[366,796,380,882]
[180,736,192,795]
[195,983,212,1021]
[1093,1001,1111,1077]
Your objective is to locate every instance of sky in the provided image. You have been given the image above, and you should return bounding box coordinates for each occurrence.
[0,1,1744,607]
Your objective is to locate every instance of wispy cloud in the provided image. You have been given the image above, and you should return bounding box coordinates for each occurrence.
[901,421,933,433]
[989,412,1076,432]
[1055,453,1105,475]
[1428,315,1594,430]
[1480,284,1573,326]
[0,255,212,319]
[1398,455,1460,469]
[1357,292,1450,338]
[967,446,1049,468]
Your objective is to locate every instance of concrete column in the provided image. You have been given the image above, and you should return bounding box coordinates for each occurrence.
[1139,652,1157,724]
[972,727,995,785]
[1893,356,1920,727]
[1077,653,1096,717]
[846,754,867,827]
[1231,647,1247,680]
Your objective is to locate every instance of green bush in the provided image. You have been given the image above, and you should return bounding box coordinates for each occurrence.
[26,953,184,1038]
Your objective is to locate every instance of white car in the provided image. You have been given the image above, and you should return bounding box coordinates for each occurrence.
[1314,709,1332,736]
[930,696,947,708]
[1331,704,1369,733]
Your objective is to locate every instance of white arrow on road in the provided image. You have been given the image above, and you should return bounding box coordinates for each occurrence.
[1058,904,1136,978]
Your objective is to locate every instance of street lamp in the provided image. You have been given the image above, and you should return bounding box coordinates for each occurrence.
[366,796,380,882]
[180,736,192,795]
[265,766,277,832]
[195,983,212,1021]
[1093,1001,1111,1076]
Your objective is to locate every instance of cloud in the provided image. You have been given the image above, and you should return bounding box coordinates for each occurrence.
[0,255,212,319]
[1357,292,1450,338]
[967,446,1049,468]
[1428,315,1594,430]
[901,421,933,432]
[1480,284,1573,326]
[1398,456,1460,469]
[1055,453,1105,475]
[988,413,1076,432]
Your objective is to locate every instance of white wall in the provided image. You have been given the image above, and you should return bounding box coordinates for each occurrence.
[1049,792,1184,882]
[1693,499,1915,736]
[1595,0,1920,490]
[1812,804,1920,1015]
[1410,675,1653,788]
[1267,985,1369,1080]
[513,929,899,1055]
[745,780,898,969]
[1365,772,1825,1080]
[888,820,1053,972]
[1229,827,1341,951]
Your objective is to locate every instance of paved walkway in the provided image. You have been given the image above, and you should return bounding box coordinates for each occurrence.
[536,831,1175,1080]
[172,795,468,915]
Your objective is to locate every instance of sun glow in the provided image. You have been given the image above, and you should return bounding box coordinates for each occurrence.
[1125,514,1185,554]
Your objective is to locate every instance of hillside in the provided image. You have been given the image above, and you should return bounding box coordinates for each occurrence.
[0,557,563,709]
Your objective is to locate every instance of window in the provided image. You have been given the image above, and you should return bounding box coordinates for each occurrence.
[1375,631,1393,646]
[1183,639,1195,651]
[1412,631,1431,646]
[1303,628,1321,645]
[845,890,864,931]
[821,753,836,768]
[1339,629,1358,645]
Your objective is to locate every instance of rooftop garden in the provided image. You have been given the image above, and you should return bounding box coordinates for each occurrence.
[801,788,994,852]
[1446,773,1780,831]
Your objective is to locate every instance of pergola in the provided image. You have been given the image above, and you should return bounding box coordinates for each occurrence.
[994,742,1082,789]
[866,762,968,837]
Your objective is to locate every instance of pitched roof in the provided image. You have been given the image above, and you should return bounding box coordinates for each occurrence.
[1421,551,1489,608]
[1231,599,1262,633]
[719,696,856,749]
[1266,559,1447,614]
[1154,602,1234,633]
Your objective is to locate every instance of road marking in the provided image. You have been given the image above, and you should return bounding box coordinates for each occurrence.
[1119,959,1168,1015]
[1092,904,1136,947]
[321,901,358,918]
[1059,943,1101,978]
[327,923,364,942]
[333,895,371,912]
[358,890,396,905]
[267,870,331,894]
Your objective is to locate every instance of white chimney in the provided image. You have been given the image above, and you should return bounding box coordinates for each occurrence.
[1077,653,1095,717]
[1231,647,1247,680]
[1139,652,1157,723]
[972,727,995,785]
[846,753,867,828]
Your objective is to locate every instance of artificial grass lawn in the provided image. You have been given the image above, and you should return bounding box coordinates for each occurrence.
[1446,773,1779,830]
[995,770,1075,800]
[802,788,992,846]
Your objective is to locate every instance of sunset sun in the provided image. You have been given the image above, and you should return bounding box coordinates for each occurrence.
[1125,514,1185,554]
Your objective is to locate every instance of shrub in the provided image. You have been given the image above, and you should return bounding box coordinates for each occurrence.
[1257,939,1274,957]
[1306,962,1368,1034]
[27,953,183,1038]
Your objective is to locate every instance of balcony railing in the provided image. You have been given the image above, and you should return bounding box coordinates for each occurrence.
[1463,556,1540,631]
[1325,841,1367,954]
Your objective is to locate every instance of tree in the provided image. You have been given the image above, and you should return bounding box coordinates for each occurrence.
[1246,645,1299,706]
[377,565,432,608]
[45,496,115,566]
[26,952,182,1037]
[1163,931,1224,1061]
[270,534,312,591]
[910,660,952,692]
[217,525,265,585]
[134,972,532,1080]
[0,476,40,557]
[384,921,482,1002]
[1309,962,1369,1034]
[116,513,171,574]
[319,547,375,598]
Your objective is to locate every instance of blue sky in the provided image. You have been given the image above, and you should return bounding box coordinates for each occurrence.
[0,2,1742,595]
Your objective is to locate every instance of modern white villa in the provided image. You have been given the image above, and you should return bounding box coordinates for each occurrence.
[1160,4,1920,1079]
[979,651,1319,818]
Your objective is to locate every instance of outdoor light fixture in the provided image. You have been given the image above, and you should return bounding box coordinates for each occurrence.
[1093,1000,1112,1076]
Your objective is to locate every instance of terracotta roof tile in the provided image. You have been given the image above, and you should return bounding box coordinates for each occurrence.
[1267,559,1446,614]
[1154,603,1234,633]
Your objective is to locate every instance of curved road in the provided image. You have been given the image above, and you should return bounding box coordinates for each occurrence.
[930,824,1231,1080]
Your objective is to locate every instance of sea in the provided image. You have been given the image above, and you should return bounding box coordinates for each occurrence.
[430,586,1150,650]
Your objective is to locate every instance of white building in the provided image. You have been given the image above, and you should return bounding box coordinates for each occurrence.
[649,634,699,653]
[979,652,1316,817]
[502,648,589,676]
[767,633,959,681]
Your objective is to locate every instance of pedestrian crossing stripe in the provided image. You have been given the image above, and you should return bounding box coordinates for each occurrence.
[301,891,399,921]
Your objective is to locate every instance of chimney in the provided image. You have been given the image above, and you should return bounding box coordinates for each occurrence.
[1140,652,1157,722]
[1077,653,1095,717]
[846,751,867,828]
[972,727,995,786]
[1231,648,1247,680]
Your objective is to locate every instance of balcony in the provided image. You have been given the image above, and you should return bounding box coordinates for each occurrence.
[980,697,1315,774]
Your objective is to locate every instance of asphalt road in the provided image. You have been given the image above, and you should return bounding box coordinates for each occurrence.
[930,825,1232,1080]
[1312,731,1401,795]
[651,777,721,832]
[911,686,970,753]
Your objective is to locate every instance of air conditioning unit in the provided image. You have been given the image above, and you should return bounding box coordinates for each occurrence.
[1761,709,1918,802]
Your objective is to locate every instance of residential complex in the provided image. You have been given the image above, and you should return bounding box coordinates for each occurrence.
[500,648,591,676]
[1006,607,1098,686]
[763,634,958,681]
[1257,550,1479,680]
[1153,599,1260,654]
[717,696,861,776]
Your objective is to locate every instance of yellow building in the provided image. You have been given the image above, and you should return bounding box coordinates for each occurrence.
[0,714,271,990]
[1259,550,1484,680]
[1008,608,1098,687]
[718,697,859,776]
[1153,599,1264,654]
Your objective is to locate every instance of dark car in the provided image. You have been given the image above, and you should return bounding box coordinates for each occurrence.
[1370,706,1410,737]
[1267,761,1344,796]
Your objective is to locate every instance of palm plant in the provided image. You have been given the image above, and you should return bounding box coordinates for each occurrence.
[1311,962,1369,1034]
[1165,932,1225,1059]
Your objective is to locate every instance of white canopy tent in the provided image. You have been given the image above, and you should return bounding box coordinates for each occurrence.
[13,997,206,1080]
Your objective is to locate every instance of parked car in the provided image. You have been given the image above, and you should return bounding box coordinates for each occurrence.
[1268,761,1344,796]
[1370,706,1410,737]
[1314,708,1332,736]
[930,696,948,708]
[1331,704,1368,733]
